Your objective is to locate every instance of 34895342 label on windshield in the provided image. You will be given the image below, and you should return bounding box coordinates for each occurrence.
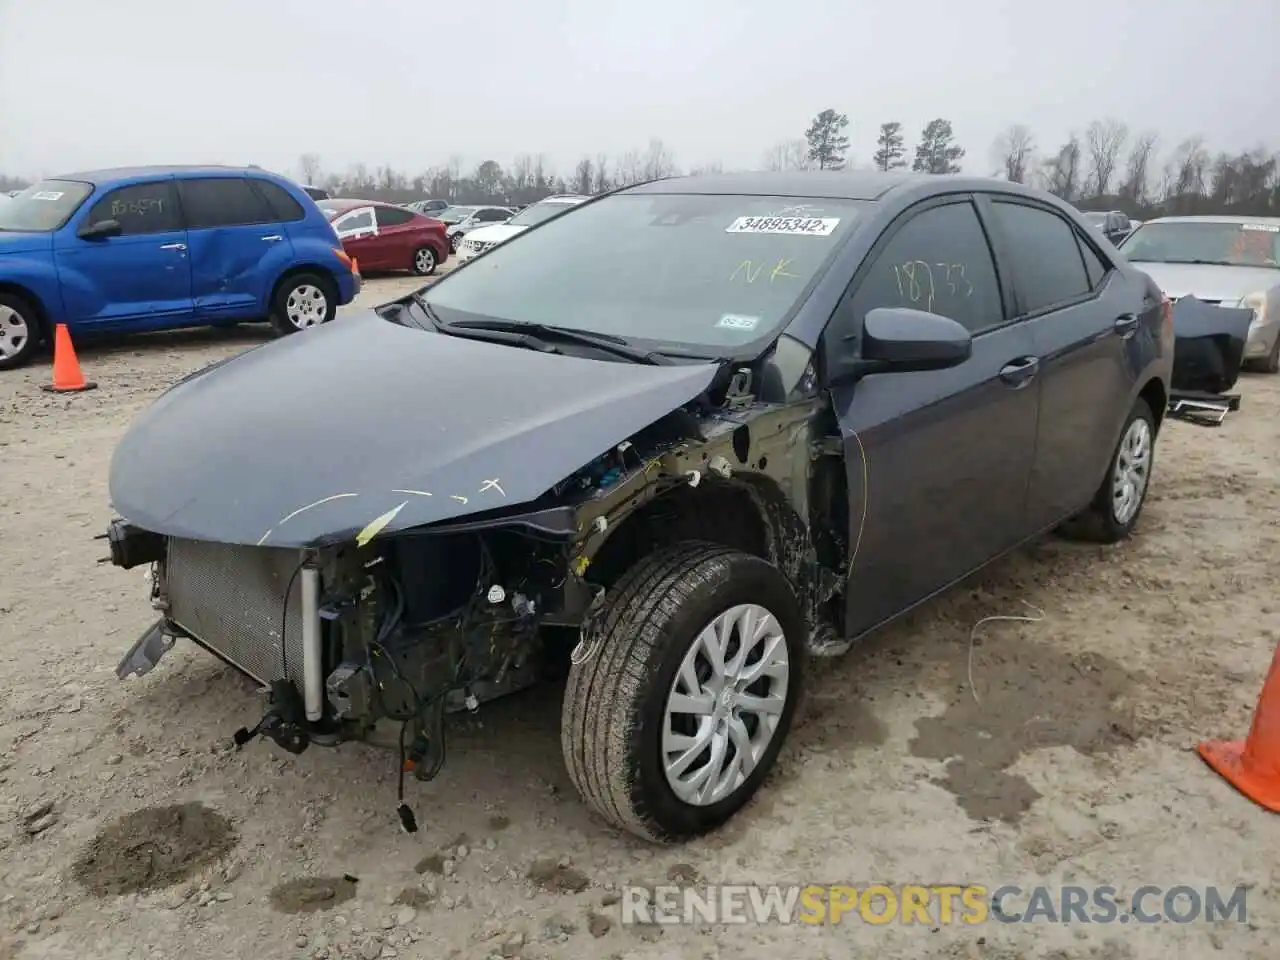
[1241,223,1280,232]
[725,216,840,236]
[31,191,65,201]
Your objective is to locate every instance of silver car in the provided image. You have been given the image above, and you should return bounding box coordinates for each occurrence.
[1118,215,1280,373]
[433,205,515,253]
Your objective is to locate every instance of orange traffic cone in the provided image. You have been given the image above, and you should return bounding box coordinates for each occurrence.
[1198,642,1280,811]
[41,323,97,393]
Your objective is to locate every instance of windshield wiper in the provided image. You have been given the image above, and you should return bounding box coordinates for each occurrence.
[1137,258,1235,266]
[443,318,673,365]
[408,293,561,355]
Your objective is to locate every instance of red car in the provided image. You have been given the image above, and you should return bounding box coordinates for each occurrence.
[318,198,449,276]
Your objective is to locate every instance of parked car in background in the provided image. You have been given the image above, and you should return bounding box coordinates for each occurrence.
[406,199,449,216]
[105,171,1171,844]
[318,198,449,276]
[1119,215,1280,372]
[0,165,360,369]
[301,184,330,201]
[432,204,515,252]
[456,194,589,262]
[1081,210,1133,244]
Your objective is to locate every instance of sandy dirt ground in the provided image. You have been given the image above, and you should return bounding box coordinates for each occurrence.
[1,273,1279,960]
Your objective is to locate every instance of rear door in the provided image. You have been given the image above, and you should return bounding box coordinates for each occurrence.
[980,197,1139,531]
[178,176,295,319]
[371,205,420,270]
[331,206,380,267]
[828,197,1041,638]
[54,178,193,328]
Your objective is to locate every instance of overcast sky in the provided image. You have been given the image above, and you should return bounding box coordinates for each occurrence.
[1,0,1276,183]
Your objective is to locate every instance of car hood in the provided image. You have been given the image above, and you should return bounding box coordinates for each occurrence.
[108,309,719,548]
[466,224,526,244]
[0,231,53,256]
[1131,262,1280,303]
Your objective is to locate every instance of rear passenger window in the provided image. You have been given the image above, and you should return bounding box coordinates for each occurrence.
[847,201,1005,336]
[251,180,306,222]
[86,182,180,236]
[1077,234,1108,289]
[989,201,1092,313]
[178,178,274,229]
[375,206,415,227]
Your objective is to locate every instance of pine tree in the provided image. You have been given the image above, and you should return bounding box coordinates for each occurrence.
[873,122,907,171]
[805,110,850,171]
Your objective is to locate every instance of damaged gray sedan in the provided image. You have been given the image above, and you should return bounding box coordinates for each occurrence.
[105,171,1173,843]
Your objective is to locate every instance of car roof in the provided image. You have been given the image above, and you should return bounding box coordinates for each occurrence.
[49,164,292,185]
[321,197,408,213]
[1142,214,1280,226]
[618,170,1056,204]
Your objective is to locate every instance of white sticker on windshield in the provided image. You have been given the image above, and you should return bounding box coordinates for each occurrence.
[718,313,759,331]
[1241,223,1280,232]
[31,191,64,201]
[726,216,839,236]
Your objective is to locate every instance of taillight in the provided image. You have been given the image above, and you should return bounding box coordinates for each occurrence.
[333,248,352,269]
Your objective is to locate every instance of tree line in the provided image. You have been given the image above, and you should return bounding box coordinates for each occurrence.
[3,112,1277,217]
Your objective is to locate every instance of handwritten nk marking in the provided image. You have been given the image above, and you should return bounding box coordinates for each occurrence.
[770,257,798,282]
[729,260,764,283]
[450,495,468,504]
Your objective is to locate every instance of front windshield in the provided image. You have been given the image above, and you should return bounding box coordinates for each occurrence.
[435,206,476,223]
[1120,220,1280,267]
[424,192,871,352]
[508,201,583,227]
[0,179,94,232]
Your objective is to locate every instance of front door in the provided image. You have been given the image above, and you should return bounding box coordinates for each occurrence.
[825,198,1041,638]
[178,176,295,319]
[981,198,1143,530]
[332,206,381,268]
[54,179,193,329]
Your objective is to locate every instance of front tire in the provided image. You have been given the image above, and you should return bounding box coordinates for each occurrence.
[269,273,336,336]
[0,292,43,371]
[411,246,437,276]
[1244,333,1280,374]
[449,233,462,254]
[561,543,805,843]
[1060,398,1156,544]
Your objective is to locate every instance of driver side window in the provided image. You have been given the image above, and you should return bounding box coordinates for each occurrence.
[845,201,1005,336]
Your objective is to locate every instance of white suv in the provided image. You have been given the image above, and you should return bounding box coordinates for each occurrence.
[457,195,589,262]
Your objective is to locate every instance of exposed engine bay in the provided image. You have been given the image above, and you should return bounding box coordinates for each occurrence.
[107,338,848,831]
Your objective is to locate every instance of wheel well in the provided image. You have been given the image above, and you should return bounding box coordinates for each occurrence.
[270,265,336,308]
[0,283,50,341]
[587,481,771,590]
[1139,377,1167,433]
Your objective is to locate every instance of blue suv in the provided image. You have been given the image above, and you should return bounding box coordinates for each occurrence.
[0,165,361,369]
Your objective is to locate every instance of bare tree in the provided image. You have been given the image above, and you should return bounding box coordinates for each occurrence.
[572,157,594,195]
[592,153,612,193]
[991,124,1035,183]
[1118,132,1158,205]
[688,160,724,176]
[297,153,323,185]
[614,150,644,187]
[509,154,533,192]
[761,139,810,172]
[1083,119,1129,197]
[1038,135,1084,201]
[641,138,678,180]
[531,153,551,190]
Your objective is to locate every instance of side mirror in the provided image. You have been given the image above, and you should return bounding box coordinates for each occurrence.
[856,306,972,373]
[79,219,122,240]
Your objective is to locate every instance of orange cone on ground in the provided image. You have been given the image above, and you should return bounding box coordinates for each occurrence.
[1199,642,1280,812]
[41,323,97,393]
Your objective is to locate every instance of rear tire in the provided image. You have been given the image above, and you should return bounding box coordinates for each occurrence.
[269,273,336,336]
[1059,398,1156,544]
[1244,333,1280,374]
[411,247,437,276]
[561,543,804,843]
[0,292,43,371]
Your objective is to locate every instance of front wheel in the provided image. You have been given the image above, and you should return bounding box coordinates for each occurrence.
[449,233,462,253]
[0,292,42,371]
[561,543,805,843]
[269,273,336,336]
[411,246,437,276]
[1060,398,1156,544]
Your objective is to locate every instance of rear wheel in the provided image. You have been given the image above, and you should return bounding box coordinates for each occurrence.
[411,247,437,276]
[269,273,336,336]
[561,543,804,843]
[1245,333,1280,374]
[1060,398,1156,544]
[0,293,42,371]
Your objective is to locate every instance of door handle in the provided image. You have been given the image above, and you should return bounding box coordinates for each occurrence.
[998,356,1040,387]
[159,242,186,251]
[261,234,282,242]
[1114,313,1139,339]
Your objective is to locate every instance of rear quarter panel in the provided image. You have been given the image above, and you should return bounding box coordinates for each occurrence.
[282,216,358,305]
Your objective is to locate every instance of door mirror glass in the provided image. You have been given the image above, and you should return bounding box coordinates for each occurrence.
[860,306,972,372]
[79,218,122,240]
